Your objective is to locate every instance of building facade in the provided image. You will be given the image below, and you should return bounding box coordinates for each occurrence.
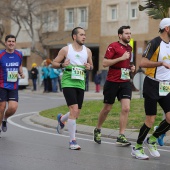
[0,0,163,82]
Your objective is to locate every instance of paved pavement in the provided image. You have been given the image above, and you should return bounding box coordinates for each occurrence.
[26,88,170,146]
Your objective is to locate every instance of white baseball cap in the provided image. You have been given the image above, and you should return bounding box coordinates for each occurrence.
[159,18,170,29]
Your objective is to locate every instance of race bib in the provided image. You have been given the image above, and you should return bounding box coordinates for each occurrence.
[71,67,84,80]
[159,81,170,96]
[7,71,18,82]
[121,68,130,80]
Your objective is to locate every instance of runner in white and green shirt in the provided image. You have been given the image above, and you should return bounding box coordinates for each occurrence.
[52,27,93,150]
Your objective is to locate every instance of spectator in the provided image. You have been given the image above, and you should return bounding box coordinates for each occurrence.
[41,60,49,93]
[48,65,60,93]
[94,71,101,93]
[58,68,63,92]
[46,59,52,92]
[31,63,38,91]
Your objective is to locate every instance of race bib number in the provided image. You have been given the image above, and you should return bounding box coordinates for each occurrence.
[71,67,84,80]
[7,71,18,82]
[121,68,130,80]
[159,81,170,96]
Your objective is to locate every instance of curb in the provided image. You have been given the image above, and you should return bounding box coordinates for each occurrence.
[29,113,144,143]
[29,112,170,146]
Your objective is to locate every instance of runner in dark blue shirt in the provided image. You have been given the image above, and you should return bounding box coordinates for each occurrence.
[0,34,25,135]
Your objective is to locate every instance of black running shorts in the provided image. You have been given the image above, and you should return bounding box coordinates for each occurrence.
[103,80,132,104]
[0,88,18,102]
[63,87,84,109]
[143,77,170,115]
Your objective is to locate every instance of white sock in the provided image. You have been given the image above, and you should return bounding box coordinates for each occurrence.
[67,119,76,142]
[61,112,70,122]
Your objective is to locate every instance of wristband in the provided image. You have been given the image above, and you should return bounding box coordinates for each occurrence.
[90,66,93,70]
[19,72,23,76]
[60,63,63,68]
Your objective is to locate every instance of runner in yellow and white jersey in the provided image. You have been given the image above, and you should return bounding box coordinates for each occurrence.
[52,27,93,150]
[132,18,170,160]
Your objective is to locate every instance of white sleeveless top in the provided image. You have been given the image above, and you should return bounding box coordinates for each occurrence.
[156,41,170,80]
[66,44,88,65]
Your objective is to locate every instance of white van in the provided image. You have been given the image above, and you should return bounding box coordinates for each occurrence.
[18,67,29,88]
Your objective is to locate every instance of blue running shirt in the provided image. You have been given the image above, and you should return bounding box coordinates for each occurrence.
[0,49,23,89]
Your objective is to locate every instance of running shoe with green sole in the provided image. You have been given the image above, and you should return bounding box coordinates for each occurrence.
[116,134,131,146]
[131,147,149,160]
[94,128,101,144]
[144,137,160,157]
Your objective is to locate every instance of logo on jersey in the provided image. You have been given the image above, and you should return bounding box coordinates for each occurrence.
[6,62,19,67]
[108,47,112,51]
[163,55,170,60]
[75,54,80,58]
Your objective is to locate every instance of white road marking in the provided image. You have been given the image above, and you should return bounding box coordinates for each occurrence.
[8,112,170,153]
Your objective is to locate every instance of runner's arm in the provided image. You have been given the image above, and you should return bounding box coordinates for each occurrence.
[84,48,93,70]
[52,46,69,68]
[103,51,130,68]
[19,65,25,78]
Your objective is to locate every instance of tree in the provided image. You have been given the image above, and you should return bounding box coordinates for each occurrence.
[0,0,100,59]
[0,0,64,59]
[138,0,170,19]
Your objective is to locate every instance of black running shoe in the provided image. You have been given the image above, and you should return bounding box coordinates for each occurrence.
[94,128,101,144]
[116,134,131,146]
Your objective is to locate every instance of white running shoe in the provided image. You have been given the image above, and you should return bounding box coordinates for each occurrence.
[69,140,81,150]
[144,138,160,157]
[131,147,149,160]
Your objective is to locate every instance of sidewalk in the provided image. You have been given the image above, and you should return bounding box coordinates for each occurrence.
[27,88,170,146]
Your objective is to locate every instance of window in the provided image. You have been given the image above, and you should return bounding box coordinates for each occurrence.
[107,5,117,21]
[111,6,117,20]
[131,2,137,19]
[42,10,58,33]
[77,7,88,29]
[65,8,75,30]
[65,7,88,30]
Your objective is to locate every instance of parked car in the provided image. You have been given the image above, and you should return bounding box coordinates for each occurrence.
[18,67,29,88]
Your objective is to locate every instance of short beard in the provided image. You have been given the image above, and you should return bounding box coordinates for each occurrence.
[76,40,84,46]
[122,39,130,44]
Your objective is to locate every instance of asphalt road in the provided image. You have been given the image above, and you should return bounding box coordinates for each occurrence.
[0,90,170,170]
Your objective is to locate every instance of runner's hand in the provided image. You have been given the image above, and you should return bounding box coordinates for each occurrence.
[84,63,91,70]
[121,51,130,61]
[62,59,70,67]
[162,62,170,69]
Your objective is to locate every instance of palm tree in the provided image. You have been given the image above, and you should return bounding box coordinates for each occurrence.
[138,0,170,19]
